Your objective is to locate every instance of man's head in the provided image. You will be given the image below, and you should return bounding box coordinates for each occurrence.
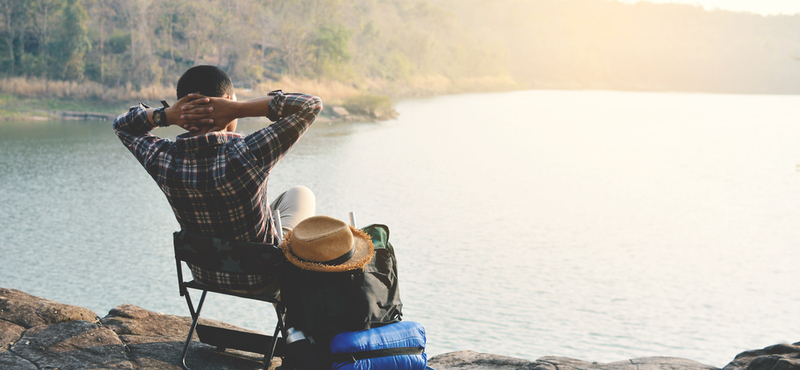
[177,65,234,99]
[177,65,237,134]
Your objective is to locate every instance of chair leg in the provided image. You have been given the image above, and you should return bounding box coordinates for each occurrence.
[180,290,208,370]
[264,303,285,368]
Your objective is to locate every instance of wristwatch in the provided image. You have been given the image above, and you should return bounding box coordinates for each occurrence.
[152,107,168,127]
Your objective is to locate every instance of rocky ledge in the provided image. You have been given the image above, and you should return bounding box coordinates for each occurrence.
[1,287,798,370]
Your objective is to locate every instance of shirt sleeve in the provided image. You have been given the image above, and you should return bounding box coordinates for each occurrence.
[112,104,172,173]
[244,91,323,171]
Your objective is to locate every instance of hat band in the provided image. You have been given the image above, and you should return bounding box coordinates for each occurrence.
[293,243,356,266]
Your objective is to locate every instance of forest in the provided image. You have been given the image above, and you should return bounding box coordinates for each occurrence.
[1,0,800,107]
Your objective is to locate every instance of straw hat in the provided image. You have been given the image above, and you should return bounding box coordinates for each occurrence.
[280,215,374,272]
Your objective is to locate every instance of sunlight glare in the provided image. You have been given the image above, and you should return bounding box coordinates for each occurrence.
[618,0,800,16]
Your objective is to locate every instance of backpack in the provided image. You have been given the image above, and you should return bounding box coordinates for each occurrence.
[279,223,404,369]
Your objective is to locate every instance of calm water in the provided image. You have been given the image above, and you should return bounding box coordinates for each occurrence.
[1,90,799,367]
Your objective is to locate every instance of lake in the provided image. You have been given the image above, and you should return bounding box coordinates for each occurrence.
[1,89,799,367]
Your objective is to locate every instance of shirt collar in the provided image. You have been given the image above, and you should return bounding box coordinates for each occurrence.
[176,131,243,151]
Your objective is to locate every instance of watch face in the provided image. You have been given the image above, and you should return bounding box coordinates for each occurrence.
[154,109,166,126]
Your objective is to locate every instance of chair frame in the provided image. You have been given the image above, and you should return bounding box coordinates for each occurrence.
[174,234,287,370]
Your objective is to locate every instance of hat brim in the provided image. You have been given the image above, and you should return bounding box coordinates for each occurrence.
[280,226,374,272]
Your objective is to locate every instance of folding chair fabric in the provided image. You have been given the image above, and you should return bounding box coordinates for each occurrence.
[173,231,286,370]
[174,229,285,276]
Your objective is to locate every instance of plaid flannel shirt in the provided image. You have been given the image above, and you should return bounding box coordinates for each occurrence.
[113,91,322,291]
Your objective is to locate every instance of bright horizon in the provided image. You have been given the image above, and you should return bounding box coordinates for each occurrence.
[619,0,800,16]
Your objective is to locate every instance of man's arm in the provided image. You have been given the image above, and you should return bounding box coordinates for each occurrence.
[220,95,276,120]
[178,93,278,129]
[112,104,168,171]
[245,91,323,169]
[115,94,212,133]
[179,90,322,168]
[113,94,213,168]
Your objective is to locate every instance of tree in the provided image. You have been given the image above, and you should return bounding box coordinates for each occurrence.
[0,0,26,76]
[28,0,64,79]
[86,0,115,85]
[56,0,90,80]
[271,1,314,77]
[311,24,351,79]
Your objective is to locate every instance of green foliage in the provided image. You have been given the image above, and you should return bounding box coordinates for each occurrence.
[0,0,513,90]
[312,24,351,78]
[55,0,90,81]
[106,30,130,55]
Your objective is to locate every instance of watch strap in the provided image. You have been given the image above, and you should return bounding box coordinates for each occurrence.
[154,107,169,127]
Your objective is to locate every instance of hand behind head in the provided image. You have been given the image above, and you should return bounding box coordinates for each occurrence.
[175,93,238,135]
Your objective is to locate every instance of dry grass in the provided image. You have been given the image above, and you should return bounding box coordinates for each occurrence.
[0,76,374,105]
[1,74,518,104]
[0,77,173,102]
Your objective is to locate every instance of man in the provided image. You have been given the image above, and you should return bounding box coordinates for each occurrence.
[113,65,322,293]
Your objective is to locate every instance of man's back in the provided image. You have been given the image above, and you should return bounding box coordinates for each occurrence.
[114,91,322,245]
[157,130,273,243]
[114,75,322,291]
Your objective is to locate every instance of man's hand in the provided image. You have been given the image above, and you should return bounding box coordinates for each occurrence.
[165,93,214,132]
[165,93,276,133]
[178,94,242,132]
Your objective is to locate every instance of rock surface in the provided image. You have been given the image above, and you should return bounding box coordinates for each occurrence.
[722,343,800,370]
[2,287,799,370]
[427,351,727,370]
[1,288,277,369]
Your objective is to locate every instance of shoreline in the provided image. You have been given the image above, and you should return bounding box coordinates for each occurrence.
[1,287,797,370]
[0,104,381,125]
[0,74,523,122]
[0,97,392,124]
[5,77,798,123]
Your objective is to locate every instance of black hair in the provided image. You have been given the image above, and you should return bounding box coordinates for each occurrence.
[176,65,234,99]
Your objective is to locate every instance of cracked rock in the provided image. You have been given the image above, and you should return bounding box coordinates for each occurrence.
[1,287,797,370]
[0,288,99,329]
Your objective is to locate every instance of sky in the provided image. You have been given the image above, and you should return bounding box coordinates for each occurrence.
[619,0,800,16]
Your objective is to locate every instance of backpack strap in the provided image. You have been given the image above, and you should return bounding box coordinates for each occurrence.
[330,346,424,363]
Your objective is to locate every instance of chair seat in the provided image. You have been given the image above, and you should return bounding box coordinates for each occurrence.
[183,280,280,303]
[196,323,286,356]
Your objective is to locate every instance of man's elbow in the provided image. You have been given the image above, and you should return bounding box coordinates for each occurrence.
[309,95,323,113]
[303,95,323,121]
[112,113,126,131]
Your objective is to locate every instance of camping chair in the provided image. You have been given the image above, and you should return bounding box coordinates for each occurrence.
[173,229,287,370]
